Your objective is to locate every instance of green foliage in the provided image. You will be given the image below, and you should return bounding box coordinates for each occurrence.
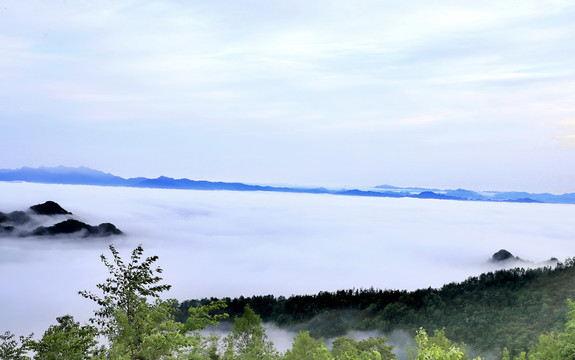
[9,246,575,360]
[352,336,396,360]
[182,299,229,359]
[282,332,396,360]
[331,337,384,360]
[283,331,331,360]
[28,315,100,360]
[185,299,228,332]
[223,305,279,360]
[78,244,226,360]
[0,331,32,360]
[524,299,575,360]
[180,259,575,356]
[105,299,192,359]
[408,328,482,360]
[502,347,527,360]
[332,337,364,359]
[78,244,171,333]
[79,244,184,359]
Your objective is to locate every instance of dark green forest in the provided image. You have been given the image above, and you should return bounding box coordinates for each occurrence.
[177,258,575,358]
[3,246,575,360]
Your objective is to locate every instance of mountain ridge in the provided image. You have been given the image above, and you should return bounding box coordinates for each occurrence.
[1,166,574,204]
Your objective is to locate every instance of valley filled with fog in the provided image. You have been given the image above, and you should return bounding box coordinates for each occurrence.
[2,181,575,338]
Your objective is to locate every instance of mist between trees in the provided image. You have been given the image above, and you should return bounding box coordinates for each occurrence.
[3,245,575,360]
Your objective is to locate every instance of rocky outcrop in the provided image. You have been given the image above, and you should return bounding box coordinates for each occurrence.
[490,249,559,267]
[1,225,15,234]
[33,219,122,237]
[0,201,122,238]
[30,201,72,215]
[96,223,123,236]
[491,249,521,262]
[5,211,32,225]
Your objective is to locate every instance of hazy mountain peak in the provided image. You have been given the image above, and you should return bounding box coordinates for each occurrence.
[36,166,111,176]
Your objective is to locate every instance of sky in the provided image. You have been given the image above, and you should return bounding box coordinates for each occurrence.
[1,0,575,193]
[2,182,575,338]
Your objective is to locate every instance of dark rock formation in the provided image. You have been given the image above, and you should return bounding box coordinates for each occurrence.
[32,219,123,237]
[491,249,516,262]
[490,249,560,268]
[7,211,31,225]
[1,225,15,234]
[0,202,122,239]
[30,201,72,215]
[97,223,123,236]
[33,219,93,236]
[0,211,30,233]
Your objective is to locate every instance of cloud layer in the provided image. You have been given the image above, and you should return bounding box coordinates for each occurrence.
[1,182,574,338]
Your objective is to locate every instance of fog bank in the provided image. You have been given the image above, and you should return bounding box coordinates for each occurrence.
[2,182,575,338]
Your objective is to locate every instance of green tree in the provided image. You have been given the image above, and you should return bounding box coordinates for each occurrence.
[354,337,396,360]
[408,328,482,360]
[0,331,32,360]
[4,245,228,360]
[283,331,332,360]
[78,244,201,359]
[223,305,279,360]
[104,298,191,359]
[331,337,393,360]
[28,315,100,360]
[502,348,526,360]
[526,299,575,360]
[182,300,228,360]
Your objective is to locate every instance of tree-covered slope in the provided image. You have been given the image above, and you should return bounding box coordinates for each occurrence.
[178,259,575,358]
[5,245,575,360]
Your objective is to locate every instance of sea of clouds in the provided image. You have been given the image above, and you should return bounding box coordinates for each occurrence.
[2,181,575,345]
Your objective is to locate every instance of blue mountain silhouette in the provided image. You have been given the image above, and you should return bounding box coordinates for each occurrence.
[1,166,573,204]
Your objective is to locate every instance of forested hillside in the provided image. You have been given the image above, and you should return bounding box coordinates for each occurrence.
[4,246,575,359]
[178,258,575,358]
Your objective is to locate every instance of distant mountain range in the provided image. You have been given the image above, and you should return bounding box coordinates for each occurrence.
[2,166,575,204]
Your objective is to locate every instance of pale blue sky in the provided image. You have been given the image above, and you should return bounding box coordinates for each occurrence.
[1,0,574,192]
